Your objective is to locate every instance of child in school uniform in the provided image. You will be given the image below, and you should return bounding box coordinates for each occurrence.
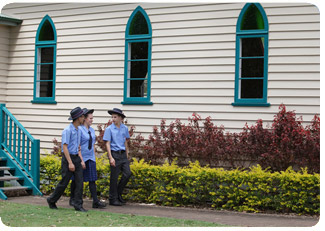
[70,108,106,209]
[47,107,87,212]
[103,108,132,206]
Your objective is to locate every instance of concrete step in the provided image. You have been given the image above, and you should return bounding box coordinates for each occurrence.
[0,176,23,181]
[0,157,7,162]
[0,186,31,192]
[0,166,14,171]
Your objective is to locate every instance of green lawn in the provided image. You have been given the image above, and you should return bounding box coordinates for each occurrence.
[0,201,227,227]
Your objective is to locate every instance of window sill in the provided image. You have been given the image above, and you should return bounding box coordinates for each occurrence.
[31,100,57,104]
[232,102,270,107]
[121,101,153,105]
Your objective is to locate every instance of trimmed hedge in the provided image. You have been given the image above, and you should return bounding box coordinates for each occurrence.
[40,155,319,215]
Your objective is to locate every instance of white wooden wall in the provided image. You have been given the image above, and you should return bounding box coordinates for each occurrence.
[0,25,9,103]
[1,2,320,153]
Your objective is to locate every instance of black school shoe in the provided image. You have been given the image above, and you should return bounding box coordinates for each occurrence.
[69,199,75,207]
[118,194,126,204]
[93,201,107,209]
[47,198,58,209]
[109,200,122,206]
[75,207,88,212]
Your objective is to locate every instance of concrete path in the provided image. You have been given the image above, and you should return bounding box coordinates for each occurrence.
[4,196,319,227]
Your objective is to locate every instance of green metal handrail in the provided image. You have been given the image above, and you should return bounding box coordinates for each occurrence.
[0,104,40,188]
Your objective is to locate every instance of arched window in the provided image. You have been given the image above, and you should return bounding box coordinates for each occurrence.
[122,6,152,105]
[232,3,270,106]
[32,15,57,104]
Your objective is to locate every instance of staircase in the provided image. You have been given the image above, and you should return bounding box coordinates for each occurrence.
[0,104,42,200]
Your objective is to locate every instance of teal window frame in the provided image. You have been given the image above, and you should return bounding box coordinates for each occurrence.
[232,3,270,107]
[32,15,57,104]
[122,6,153,105]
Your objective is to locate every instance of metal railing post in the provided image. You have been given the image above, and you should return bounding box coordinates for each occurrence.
[0,104,5,148]
[0,104,5,188]
[31,139,40,188]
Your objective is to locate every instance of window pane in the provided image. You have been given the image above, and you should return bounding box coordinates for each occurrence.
[130,42,148,60]
[39,20,54,41]
[241,37,264,57]
[129,11,149,35]
[39,81,53,97]
[240,79,263,99]
[39,64,53,80]
[39,47,54,63]
[240,4,264,30]
[130,79,147,97]
[241,58,264,77]
[129,61,148,79]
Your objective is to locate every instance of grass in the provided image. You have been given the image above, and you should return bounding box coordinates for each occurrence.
[0,201,227,227]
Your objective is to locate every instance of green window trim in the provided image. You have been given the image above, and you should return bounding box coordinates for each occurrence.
[233,3,270,107]
[122,6,153,105]
[32,15,57,104]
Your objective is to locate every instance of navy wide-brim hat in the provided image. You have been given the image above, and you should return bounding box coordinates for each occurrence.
[68,107,85,120]
[108,108,126,118]
[82,108,94,116]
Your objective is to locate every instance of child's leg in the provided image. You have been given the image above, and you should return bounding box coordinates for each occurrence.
[72,157,84,209]
[48,155,74,203]
[70,180,76,205]
[117,161,132,198]
[109,165,121,202]
[89,181,98,203]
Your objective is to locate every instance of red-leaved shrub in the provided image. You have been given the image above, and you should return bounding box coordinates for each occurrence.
[53,104,320,173]
[141,114,228,166]
[257,105,320,172]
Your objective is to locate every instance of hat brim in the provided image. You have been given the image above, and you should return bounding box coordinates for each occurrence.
[87,109,94,115]
[68,110,84,120]
[83,108,94,115]
[108,110,126,118]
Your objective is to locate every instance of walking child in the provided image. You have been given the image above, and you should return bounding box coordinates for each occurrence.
[47,107,87,212]
[70,108,106,209]
[103,108,132,206]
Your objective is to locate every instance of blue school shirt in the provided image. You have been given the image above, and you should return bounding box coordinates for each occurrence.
[103,123,130,151]
[61,123,80,155]
[79,125,96,162]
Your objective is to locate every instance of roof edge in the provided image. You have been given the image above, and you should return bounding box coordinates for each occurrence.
[0,13,22,26]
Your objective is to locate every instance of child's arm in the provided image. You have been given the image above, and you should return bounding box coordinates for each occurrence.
[125,126,130,159]
[78,147,86,169]
[125,140,129,159]
[62,144,75,172]
[106,141,115,167]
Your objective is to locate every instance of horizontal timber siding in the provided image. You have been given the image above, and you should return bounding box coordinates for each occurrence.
[0,25,9,103]
[2,2,320,153]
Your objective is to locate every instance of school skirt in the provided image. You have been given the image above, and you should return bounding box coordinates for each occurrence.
[83,160,98,182]
[72,160,98,182]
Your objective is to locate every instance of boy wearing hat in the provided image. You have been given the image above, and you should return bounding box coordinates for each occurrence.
[47,107,88,212]
[103,108,132,206]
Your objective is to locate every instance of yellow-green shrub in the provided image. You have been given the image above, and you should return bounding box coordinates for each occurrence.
[40,156,319,215]
[40,155,62,195]
[40,155,109,197]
